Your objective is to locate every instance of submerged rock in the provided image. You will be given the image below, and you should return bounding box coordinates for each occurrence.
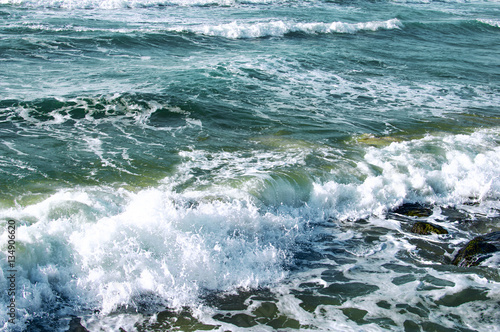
[393,203,433,218]
[452,232,500,267]
[356,134,403,147]
[411,221,448,235]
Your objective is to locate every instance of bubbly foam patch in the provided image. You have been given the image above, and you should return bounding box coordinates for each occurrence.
[277,231,500,331]
[191,54,500,123]
[0,185,302,330]
[311,129,500,220]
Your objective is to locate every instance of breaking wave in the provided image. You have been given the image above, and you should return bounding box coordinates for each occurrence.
[170,19,403,38]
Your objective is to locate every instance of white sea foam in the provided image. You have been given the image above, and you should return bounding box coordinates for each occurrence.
[311,129,500,220]
[0,0,277,8]
[193,54,500,122]
[0,185,301,330]
[477,18,500,28]
[281,246,500,331]
[170,18,402,39]
[3,18,401,38]
[173,128,500,218]
[1,129,499,331]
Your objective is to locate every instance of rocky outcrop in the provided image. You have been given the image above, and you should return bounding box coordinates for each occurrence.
[452,232,500,267]
[411,221,448,235]
[392,203,433,218]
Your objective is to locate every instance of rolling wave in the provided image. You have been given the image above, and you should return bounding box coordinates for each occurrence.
[0,18,402,38]
[477,18,500,28]
[170,19,403,38]
[2,0,497,8]
[1,0,288,8]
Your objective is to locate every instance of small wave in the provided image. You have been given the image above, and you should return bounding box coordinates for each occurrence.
[171,18,402,39]
[2,23,149,34]
[1,19,402,38]
[477,18,500,28]
[3,18,402,38]
[0,0,279,8]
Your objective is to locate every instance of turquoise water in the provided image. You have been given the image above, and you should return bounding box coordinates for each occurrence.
[1,0,500,331]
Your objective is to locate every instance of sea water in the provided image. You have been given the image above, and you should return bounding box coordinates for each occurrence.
[0,0,499,330]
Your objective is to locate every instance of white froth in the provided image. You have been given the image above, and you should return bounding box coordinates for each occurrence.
[477,18,500,28]
[1,129,500,330]
[171,18,402,39]
[272,225,500,331]
[3,18,401,37]
[193,54,500,122]
[310,129,500,220]
[2,141,28,156]
[0,0,270,8]
[0,184,301,329]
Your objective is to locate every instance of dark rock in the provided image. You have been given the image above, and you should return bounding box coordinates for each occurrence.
[67,317,89,332]
[452,231,500,267]
[393,203,433,218]
[411,221,448,235]
[440,207,468,223]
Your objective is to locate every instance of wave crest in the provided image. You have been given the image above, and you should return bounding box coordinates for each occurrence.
[172,18,402,39]
[477,18,500,28]
[0,0,278,8]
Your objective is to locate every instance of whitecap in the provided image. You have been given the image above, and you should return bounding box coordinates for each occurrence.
[477,18,500,28]
[171,18,403,39]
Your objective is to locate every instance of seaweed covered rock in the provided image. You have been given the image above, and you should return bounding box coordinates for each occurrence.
[452,232,500,267]
[393,203,433,218]
[411,221,448,235]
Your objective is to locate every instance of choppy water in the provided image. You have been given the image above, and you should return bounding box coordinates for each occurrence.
[1,0,500,331]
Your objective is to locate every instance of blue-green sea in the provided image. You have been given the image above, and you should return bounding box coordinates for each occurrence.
[1,0,500,330]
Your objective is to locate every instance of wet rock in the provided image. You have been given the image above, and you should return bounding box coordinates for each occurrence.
[439,207,468,223]
[411,221,448,235]
[67,317,89,332]
[393,203,433,218]
[452,232,500,267]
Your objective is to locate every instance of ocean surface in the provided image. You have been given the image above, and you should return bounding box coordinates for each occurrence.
[1,0,500,330]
